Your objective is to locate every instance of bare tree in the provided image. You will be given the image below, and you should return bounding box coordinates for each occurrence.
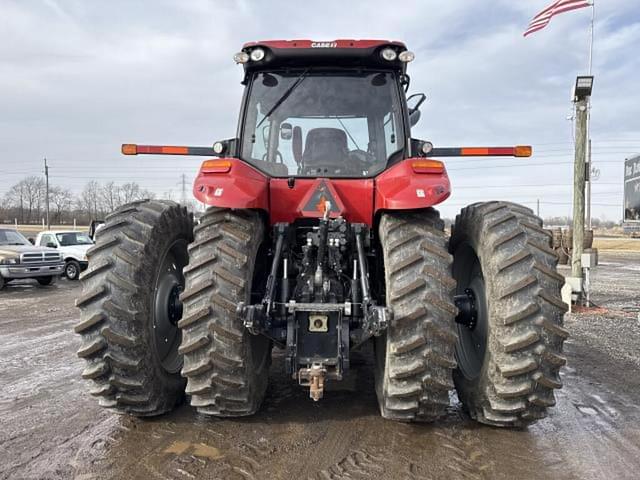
[100,181,123,213]
[1,177,164,224]
[2,176,45,223]
[50,186,74,224]
[120,182,141,204]
[78,180,102,219]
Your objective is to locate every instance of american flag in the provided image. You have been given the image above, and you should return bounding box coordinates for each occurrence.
[524,0,593,37]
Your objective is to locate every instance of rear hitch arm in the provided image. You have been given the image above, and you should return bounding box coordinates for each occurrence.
[353,225,391,337]
[240,223,288,336]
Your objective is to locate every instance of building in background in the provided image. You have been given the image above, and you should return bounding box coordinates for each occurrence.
[623,155,640,235]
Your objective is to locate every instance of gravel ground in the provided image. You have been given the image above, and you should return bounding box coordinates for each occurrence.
[1,252,639,480]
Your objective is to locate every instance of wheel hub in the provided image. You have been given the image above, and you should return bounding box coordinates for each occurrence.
[67,263,77,277]
[167,285,183,325]
[153,242,187,374]
[454,288,477,330]
[452,245,488,381]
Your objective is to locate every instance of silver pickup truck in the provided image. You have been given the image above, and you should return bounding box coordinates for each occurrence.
[0,228,64,289]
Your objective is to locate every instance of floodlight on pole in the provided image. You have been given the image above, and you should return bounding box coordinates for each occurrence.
[574,75,594,100]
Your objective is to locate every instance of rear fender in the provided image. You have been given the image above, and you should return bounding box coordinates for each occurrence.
[193,158,269,210]
[374,158,451,213]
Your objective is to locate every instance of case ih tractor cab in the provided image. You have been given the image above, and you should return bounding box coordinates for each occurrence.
[75,40,567,427]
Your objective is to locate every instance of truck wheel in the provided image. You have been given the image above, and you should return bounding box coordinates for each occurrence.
[376,209,458,421]
[37,276,54,286]
[75,200,193,416]
[65,260,81,280]
[179,208,271,416]
[450,202,568,427]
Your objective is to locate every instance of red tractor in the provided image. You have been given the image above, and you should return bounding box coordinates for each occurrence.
[75,40,567,427]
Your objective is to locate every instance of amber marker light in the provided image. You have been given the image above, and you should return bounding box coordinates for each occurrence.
[121,144,138,155]
[411,159,444,174]
[514,145,533,157]
[201,160,232,173]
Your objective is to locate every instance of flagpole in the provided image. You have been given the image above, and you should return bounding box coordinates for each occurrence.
[588,0,594,75]
[586,1,595,230]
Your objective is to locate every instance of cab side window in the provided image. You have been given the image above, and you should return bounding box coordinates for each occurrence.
[40,234,55,247]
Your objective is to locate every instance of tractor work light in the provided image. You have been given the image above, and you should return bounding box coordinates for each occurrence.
[421,141,434,155]
[380,47,397,61]
[250,48,265,61]
[233,51,250,64]
[212,141,226,155]
[399,51,415,62]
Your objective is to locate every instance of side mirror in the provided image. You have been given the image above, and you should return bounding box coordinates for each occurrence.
[47,242,57,248]
[280,122,293,140]
[407,93,427,113]
[28,238,35,245]
[409,109,421,127]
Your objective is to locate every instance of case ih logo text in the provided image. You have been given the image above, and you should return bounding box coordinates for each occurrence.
[311,42,337,48]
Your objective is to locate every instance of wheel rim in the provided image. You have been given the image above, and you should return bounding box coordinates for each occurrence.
[453,244,488,380]
[153,239,187,374]
[66,263,77,279]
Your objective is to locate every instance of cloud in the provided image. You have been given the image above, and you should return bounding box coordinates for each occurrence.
[0,0,638,220]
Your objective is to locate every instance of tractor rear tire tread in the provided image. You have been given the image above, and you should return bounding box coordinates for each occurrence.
[75,200,193,416]
[450,201,567,428]
[377,209,457,422]
[179,207,271,417]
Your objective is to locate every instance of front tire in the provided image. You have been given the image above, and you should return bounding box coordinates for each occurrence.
[37,276,54,286]
[65,260,81,280]
[179,208,272,417]
[450,201,568,427]
[75,200,193,416]
[376,209,458,422]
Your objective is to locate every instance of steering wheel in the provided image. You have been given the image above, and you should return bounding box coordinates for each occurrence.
[262,151,284,163]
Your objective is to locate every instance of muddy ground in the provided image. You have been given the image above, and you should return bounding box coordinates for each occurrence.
[1,252,639,480]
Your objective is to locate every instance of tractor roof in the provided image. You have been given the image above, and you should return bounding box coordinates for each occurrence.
[237,39,411,74]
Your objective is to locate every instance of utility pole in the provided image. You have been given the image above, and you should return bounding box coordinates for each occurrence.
[44,158,50,229]
[571,98,588,280]
[536,199,540,217]
[586,139,592,229]
[180,174,187,206]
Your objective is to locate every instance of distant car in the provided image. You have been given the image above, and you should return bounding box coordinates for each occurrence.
[0,228,64,289]
[35,230,94,280]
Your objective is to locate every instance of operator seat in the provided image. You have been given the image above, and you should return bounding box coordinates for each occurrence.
[302,128,349,171]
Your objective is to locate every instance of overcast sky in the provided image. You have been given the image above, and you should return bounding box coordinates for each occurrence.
[1,0,639,220]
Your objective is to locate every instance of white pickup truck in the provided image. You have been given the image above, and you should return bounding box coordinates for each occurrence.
[35,230,94,280]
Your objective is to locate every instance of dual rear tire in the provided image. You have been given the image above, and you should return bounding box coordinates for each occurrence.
[75,200,193,415]
[375,202,568,426]
[449,202,568,427]
[75,201,271,417]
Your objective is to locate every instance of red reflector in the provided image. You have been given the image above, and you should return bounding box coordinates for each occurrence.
[201,160,232,173]
[461,147,489,156]
[412,160,444,174]
[134,145,189,155]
